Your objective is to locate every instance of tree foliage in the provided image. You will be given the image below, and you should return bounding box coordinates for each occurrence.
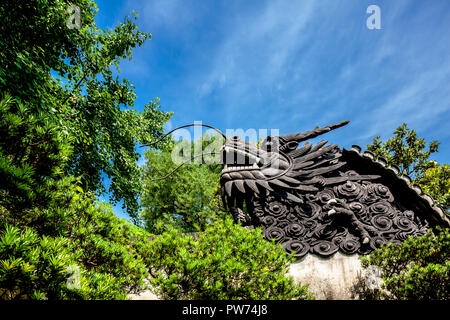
[143,217,312,300]
[418,164,450,212]
[0,179,156,300]
[0,0,170,299]
[141,134,226,234]
[357,228,449,300]
[0,94,72,214]
[0,0,172,220]
[367,123,448,212]
[367,123,440,180]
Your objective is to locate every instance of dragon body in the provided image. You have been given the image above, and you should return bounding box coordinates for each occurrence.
[220,120,449,257]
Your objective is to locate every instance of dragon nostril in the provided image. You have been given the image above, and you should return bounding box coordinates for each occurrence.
[257,158,265,167]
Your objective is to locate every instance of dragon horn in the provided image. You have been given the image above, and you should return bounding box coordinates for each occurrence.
[279,120,350,143]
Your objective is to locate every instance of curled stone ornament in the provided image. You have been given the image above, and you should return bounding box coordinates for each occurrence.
[305,193,318,202]
[276,220,291,229]
[349,202,369,221]
[394,216,415,231]
[312,240,339,256]
[314,225,337,239]
[394,231,410,242]
[295,202,321,219]
[373,184,394,202]
[303,219,318,231]
[254,207,265,218]
[285,223,306,237]
[369,201,391,215]
[316,189,336,205]
[371,214,393,231]
[263,226,285,243]
[283,240,310,258]
[261,215,277,227]
[334,181,363,201]
[332,236,344,246]
[265,202,288,218]
[339,237,360,254]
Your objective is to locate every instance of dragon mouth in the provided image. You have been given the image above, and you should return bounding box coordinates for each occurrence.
[222,146,263,173]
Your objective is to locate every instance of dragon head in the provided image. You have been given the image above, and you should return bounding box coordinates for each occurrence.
[220,120,350,222]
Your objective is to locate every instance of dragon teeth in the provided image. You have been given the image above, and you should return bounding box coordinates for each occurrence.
[222,164,258,173]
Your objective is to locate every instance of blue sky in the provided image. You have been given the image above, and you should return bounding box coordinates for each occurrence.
[93,0,450,219]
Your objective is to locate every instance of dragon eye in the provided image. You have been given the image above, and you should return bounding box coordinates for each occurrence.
[287,141,298,150]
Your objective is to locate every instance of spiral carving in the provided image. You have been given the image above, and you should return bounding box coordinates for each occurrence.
[394,216,415,231]
[249,175,428,257]
[264,202,288,218]
[314,225,337,239]
[371,214,392,231]
[369,201,391,215]
[285,223,306,237]
[339,237,360,254]
[312,241,339,255]
[283,240,310,258]
[395,231,414,242]
[303,219,318,231]
[349,202,369,222]
[261,215,277,227]
[372,184,394,202]
[294,202,321,219]
[316,190,336,205]
[263,226,285,243]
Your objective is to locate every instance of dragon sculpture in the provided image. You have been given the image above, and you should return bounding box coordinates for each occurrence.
[219,120,449,257]
[144,120,449,258]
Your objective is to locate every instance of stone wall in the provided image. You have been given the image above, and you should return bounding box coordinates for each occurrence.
[288,252,364,300]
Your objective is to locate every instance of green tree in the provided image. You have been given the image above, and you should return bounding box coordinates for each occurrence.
[367,123,448,212]
[418,164,450,212]
[0,95,155,299]
[143,217,312,300]
[0,94,73,215]
[367,123,440,180]
[356,228,449,300]
[141,134,226,234]
[0,0,172,220]
[0,179,158,300]
[0,0,171,299]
